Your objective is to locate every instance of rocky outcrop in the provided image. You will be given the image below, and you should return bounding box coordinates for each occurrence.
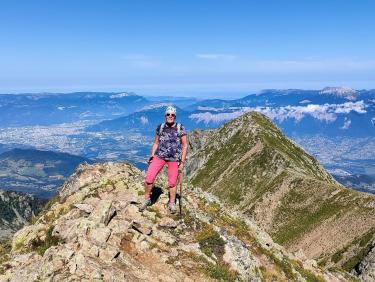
[0,162,352,281]
[357,241,375,282]
[187,111,375,273]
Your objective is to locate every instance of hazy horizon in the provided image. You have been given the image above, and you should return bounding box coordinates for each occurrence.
[1,84,373,100]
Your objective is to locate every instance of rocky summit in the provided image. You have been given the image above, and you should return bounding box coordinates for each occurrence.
[0,161,356,281]
[187,111,375,277]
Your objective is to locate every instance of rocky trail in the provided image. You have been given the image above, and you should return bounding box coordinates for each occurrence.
[0,162,359,281]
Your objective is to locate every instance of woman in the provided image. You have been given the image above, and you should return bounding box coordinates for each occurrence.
[139,105,188,213]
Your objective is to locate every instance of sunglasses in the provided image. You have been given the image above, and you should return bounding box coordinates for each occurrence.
[165,113,176,117]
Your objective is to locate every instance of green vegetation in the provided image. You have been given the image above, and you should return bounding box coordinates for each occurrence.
[331,250,344,263]
[30,194,60,224]
[327,227,375,272]
[180,251,240,281]
[0,239,11,274]
[273,182,346,245]
[263,248,296,280]
[30,226,60,256]
[292,260,325,282]
[204,262,240,281]
[342,243,373,272]
[359,228,375,247]
[148,207,162,219]
[196,198,256,243]
[196,225,226,258]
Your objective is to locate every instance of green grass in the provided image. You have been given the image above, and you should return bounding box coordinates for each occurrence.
[204,262,240,281]
[0,239,11,274]
[331,251,344,263]
[359,228,375,247]
[30,226,60,256]
[196,225,226,258]
[292,260,325,282]
[273,182,347,245]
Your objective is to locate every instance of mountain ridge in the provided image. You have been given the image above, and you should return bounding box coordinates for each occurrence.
[0,162,356,281]
[187,111,375,273]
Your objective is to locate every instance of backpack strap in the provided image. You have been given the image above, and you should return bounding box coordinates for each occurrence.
[159,122,181,136]
[159,122,165,136]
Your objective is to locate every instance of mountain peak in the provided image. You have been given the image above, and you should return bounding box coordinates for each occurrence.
[187,111,375,274]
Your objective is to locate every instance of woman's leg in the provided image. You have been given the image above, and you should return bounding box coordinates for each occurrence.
[144,156,165,199]
[167,161,179,203]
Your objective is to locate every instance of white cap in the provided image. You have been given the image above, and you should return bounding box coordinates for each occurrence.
[165,105,177,115]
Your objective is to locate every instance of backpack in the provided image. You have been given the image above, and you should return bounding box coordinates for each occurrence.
[159,122,182,136]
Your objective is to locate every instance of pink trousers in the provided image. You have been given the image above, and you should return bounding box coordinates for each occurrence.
[145,155,179,188]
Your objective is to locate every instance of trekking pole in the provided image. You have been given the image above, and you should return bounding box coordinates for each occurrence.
[178,168,183,218]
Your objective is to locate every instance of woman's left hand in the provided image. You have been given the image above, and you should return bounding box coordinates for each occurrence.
[178,161,185,170]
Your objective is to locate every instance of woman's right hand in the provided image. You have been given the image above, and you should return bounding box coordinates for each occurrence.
[147,155,154,164]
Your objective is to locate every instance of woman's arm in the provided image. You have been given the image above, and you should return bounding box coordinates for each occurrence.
[150,134,159,157]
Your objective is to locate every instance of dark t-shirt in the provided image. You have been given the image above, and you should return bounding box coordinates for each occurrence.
[155,122,187,161]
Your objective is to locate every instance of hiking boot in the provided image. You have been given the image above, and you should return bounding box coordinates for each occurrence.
[139,198,152,212]
[168,202,177,214]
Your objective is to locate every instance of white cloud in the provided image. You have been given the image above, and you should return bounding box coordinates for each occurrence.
[189,101,368,124]
[299,99,311,104]
[140,116,148,125]
[334,101,367,114]
[341,117,351,129]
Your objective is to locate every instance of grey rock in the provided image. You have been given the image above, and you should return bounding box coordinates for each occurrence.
[158,217,178,229]
[73,203,94,214]
[131,221,152,235]
[358,243,375,282]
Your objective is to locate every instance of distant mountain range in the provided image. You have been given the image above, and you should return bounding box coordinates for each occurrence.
[0,92,149,127]
[1,87,374,193]
[0,148,92,198]
[84,87,375,138]
[187,87,375,138]
[2,87,373,137]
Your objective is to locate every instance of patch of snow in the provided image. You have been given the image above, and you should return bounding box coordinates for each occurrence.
[139,103,172,111]
[320,87,358,100]
[109,92,132,99]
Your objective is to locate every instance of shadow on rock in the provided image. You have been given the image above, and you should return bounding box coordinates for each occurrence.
[150,186,163,204]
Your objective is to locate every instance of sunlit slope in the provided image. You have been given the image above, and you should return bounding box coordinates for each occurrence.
[188,111,375,270]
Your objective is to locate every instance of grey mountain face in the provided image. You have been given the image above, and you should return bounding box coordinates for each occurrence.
[0,189,46,240]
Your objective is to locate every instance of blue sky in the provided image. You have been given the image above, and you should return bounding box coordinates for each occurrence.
[1,0,374,97]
